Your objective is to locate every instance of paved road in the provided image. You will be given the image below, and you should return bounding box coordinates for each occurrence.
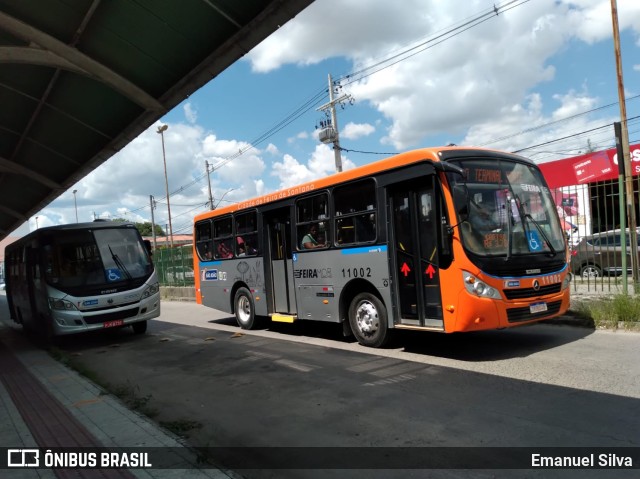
[1,295,639,478]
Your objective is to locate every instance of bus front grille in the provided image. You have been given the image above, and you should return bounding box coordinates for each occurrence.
[506,301,562,323]
[83,308,140,324]
[503,283,562,300]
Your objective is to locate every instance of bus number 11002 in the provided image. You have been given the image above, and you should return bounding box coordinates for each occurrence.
[342,267,371,278]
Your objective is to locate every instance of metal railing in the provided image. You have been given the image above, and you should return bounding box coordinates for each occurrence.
[153,245,195,287]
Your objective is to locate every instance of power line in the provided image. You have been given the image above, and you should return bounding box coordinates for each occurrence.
[113,0,630,221]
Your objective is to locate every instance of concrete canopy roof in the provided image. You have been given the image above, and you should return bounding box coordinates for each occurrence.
[0,0,312,241]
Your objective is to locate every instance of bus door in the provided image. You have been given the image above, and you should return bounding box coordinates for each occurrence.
[24,244,40,325]
[264,209,296,315]
[389,177,444,329]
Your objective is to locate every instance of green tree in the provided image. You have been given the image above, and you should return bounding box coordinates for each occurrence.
[138,222,165,237]
[112,218,165,236]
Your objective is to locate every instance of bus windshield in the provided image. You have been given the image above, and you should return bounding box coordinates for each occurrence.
[448,158,566,257]
[43,227,152,290]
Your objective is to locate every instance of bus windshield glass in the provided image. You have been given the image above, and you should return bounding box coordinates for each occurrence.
[44,227,152,289]
[448,158,566,256]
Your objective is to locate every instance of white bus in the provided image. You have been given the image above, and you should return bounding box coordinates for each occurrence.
[5,221,160,338]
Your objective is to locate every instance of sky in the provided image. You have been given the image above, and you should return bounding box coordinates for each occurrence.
[16,0,640,238]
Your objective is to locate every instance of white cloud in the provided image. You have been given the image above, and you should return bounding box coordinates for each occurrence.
[288,130,309,144]
[61,124,268,228]
[266,143,279,155]
[461,90,616,161]
[184,102,198,124]
[249,0,640,150]
[341,122,375,140]
[564,0,640,44]
[271,144,356,188]
[31,0,640,233]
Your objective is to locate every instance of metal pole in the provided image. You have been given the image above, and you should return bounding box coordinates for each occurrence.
[611,0,638,284]
[72,189,78,223]
[614,122,627,294]
[157,125,174,250]
[150,195,157,251]
[205,160,214,210]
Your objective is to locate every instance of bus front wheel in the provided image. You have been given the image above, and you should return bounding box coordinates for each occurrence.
[234,287,256,330]
[349,293,389,348]
[132,320,148,334]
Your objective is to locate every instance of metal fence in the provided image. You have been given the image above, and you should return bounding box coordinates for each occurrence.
[148,177,638,295]
[154,245,195,287]
[552,177,640,295]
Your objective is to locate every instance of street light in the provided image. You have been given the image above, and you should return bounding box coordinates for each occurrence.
[214,188,237,209]
[72,189,78,223]
[157,124,174,250]
[35,216,39,229]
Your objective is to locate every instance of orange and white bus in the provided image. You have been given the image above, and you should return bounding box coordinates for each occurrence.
[193,146,570,347]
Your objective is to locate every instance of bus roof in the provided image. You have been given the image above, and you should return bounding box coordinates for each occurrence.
[195,146,529,222]
[5,221,139,249]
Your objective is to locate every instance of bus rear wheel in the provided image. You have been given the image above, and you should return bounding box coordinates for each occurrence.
[234,287,256,330]
[349,293,388,348]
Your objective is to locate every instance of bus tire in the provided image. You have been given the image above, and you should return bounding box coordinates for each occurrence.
[234,287,256,330]
[132,320,148,334]
[348,292,388,348]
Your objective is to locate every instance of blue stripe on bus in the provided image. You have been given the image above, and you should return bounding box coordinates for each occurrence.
[200,260,222,266]
[484,262,568,280]
[340,245,387,255]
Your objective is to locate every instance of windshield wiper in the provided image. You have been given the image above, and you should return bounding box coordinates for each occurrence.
[108,245,132,280]
[506,192,558,258]
[505,197,514,261]
[523,213,558,257]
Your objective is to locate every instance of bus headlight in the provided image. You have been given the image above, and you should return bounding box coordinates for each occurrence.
[142,282,160,299]
[462,271,501,299]
[48,298,77,311]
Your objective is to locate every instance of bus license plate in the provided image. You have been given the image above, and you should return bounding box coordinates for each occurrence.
[103,320,124,328]
[530,302,547,314]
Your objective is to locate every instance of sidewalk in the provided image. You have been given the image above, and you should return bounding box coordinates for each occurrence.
[0,315,234,479]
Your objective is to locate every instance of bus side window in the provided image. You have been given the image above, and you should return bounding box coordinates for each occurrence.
[333,179,377,246]
[235,211,258,256]
[213,216,233,259]
[296,193,330,250]
[195,220,213,260]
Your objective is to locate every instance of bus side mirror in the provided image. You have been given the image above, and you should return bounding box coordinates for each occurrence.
[143,240,152,256]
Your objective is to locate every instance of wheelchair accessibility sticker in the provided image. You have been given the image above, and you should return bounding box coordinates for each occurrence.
[106,269,122,282]
[527,231,542,252]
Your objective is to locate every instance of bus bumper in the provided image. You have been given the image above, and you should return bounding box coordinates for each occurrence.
[452,289,570,332]
[50,293,161,336]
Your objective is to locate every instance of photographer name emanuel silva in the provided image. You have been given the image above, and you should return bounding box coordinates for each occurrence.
[532,453,633,468]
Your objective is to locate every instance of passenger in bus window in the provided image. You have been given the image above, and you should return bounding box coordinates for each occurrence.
[216,241,233,259]
[302,224,325,249]
[237,237,246,257]
[199,243,212,260]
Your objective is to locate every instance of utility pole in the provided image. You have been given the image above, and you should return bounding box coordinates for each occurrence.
[149,195,157,251]
[205,160,214,210]
[610,0,638,283]
[317,74,352,173]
